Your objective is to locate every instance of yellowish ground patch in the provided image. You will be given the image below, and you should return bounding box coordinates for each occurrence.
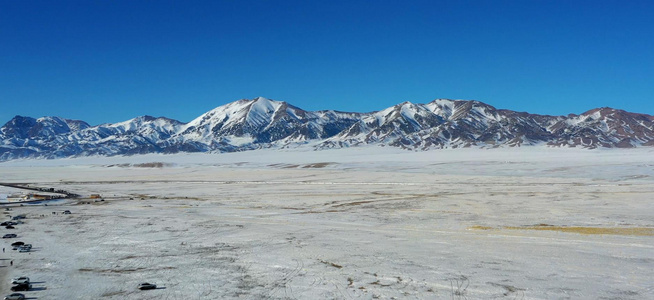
[469,225,654,236]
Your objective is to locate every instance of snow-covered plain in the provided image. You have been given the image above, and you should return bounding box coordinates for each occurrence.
[0,147,653,299]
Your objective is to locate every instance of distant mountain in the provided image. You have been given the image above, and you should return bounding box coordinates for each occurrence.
[1,97,653,161]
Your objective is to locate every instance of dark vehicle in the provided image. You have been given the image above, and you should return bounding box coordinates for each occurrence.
[10,242,24,247]
[63,210,72,214]
[2,234,17,239]
[3,293,25,300]
[10,283,31,292]
[138,282,157,290]
[5,226,15,229]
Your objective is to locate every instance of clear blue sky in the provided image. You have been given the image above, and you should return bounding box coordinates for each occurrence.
[1,0,653,125]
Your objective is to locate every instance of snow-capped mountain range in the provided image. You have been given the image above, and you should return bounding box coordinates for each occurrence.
[2,97,653,161]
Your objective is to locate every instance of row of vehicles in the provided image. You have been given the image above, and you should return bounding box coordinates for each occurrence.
[3,209,80,299]
[2,223,20,238]
[5,276,30,299]
[3,208,152,299]
[4,213,34,300]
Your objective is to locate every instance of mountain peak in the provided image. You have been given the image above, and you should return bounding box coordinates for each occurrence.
[245,97,282,128]
[253,96,272,102]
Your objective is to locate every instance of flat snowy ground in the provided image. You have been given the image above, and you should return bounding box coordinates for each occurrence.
[0,147,653,299]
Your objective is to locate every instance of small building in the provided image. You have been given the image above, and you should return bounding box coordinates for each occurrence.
[31,194,49,200]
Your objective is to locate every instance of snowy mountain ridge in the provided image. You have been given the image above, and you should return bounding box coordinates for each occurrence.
[2,97,654,161]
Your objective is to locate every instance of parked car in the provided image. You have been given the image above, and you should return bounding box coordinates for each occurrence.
[18,247,30,253]
[2,234,17,239]
[10,277,29,284]
[138,282,157,290]
[10,242,25,250]
[10,283,31,291]
[3,293,25,300]
[63,210,72,214]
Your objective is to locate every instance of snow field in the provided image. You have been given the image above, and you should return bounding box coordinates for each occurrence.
[0,148,652,299]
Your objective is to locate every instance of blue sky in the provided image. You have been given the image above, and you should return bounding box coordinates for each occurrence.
[1,0,653,125]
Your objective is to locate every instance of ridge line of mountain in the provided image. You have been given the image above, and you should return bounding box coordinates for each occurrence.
[2,97,653,161]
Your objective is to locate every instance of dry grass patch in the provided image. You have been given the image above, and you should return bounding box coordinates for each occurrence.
[101,290,127,297]
[332,200,376,208]
[318,259,343,269]
[469,225,654,236]
[468,225,495,230]
[79,266,176,273]
[302,162,332,168]
[508,225,654,236]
